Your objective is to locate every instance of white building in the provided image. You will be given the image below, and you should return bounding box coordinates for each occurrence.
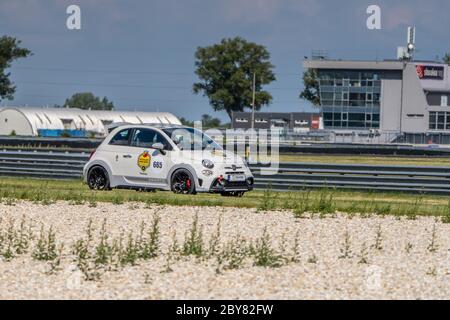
[0,107,181,137]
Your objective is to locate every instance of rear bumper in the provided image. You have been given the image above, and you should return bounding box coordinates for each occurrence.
[209,177,254,193]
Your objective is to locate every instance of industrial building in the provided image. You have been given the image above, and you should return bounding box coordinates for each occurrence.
[0,107,181,137]
[231,112,322,132]
[302,27,450,144]
[304,59,449,134]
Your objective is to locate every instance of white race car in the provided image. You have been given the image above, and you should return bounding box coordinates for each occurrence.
[83,124,254,196]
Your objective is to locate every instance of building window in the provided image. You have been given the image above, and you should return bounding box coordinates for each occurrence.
[342,113,348,121]
[429,112,437,130]
[350,80,361,87]
[373,93,380,103]
[441,95,448,107]
[429,111,450,130]
[255,119,268,123]
[109,129,132,146]
[318,70,383,129]
[235,118,248,123]
[438,112,445,129]
[321,92,334,100]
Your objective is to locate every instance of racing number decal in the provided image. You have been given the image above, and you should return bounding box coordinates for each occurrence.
[138,151,151,171]
[153,161,163,169]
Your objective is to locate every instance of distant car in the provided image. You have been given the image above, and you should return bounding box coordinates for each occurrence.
[83,124,254,197]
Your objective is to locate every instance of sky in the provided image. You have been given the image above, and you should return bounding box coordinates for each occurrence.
[1,0,449,122]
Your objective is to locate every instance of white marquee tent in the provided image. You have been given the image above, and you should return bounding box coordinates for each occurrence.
[0,107,181,136]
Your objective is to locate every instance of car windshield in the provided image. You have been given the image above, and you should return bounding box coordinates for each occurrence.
[162,127,222,151]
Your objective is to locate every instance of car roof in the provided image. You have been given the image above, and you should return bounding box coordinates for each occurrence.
[107,122,189,133]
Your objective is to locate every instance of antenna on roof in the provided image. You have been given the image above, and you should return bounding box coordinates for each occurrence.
[397,26,416,61]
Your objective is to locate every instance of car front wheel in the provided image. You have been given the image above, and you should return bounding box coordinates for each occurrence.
[171,169,196,195]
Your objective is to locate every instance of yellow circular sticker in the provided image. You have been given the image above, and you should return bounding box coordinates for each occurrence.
[138,150,151,171]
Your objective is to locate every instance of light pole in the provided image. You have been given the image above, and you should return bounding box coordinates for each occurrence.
[251,72,256,130]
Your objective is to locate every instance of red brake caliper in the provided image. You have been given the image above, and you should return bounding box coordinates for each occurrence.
[186,179,191,189]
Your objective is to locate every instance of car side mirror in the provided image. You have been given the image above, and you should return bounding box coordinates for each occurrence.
[152,142,166,155]
[172,137,181,145]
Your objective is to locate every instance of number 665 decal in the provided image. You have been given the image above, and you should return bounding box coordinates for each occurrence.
[153,161,163,169]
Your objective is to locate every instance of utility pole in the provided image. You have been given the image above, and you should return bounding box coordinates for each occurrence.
[251,72,256,129]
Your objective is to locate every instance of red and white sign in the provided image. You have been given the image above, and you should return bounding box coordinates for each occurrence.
[416,65,444,80]
[311,116,320,130]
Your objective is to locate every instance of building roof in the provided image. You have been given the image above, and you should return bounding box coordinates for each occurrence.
[303,59,405,70]
[0,107,181,135]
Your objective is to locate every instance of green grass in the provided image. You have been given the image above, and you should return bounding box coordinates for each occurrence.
[0,177,449,218]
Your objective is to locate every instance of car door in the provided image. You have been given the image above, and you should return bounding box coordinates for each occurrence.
[127,128,173,187]
[101,127,136,177]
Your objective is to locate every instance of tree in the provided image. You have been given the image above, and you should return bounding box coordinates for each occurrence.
[201,114,221,128]
[193,37,276,120]
[179,117,194,127]
[63,92,115,110]
[178,114,224,128]
[0,36,32,101]
[300,69,321,107]
[444,53,450,65]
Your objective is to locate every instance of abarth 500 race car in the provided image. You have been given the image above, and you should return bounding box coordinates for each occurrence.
[83,124,254,197]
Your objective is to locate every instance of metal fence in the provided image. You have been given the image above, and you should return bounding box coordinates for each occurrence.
[249,163,450,195]
[0,149,449,195]
[0,149,89,179]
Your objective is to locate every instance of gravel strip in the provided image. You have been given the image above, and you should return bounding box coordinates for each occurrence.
[0,201,450,300]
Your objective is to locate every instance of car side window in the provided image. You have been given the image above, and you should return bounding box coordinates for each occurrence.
[109,129,131,146]
[131,129,172,150]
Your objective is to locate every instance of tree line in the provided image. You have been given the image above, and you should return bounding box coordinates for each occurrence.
[1,35,450,121]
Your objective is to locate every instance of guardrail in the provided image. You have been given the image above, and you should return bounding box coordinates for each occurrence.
[249,163,450,195]
[0,149,449,195]
[0,149,89,179]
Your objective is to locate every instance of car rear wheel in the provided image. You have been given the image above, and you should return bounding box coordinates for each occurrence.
[171,169,196,195]
[87,166,111,191]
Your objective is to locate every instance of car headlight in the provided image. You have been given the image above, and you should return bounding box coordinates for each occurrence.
[202,159,214,169]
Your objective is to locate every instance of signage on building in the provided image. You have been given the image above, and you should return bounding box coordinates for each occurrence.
[311,115,320,130]
[416,65,444,80]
